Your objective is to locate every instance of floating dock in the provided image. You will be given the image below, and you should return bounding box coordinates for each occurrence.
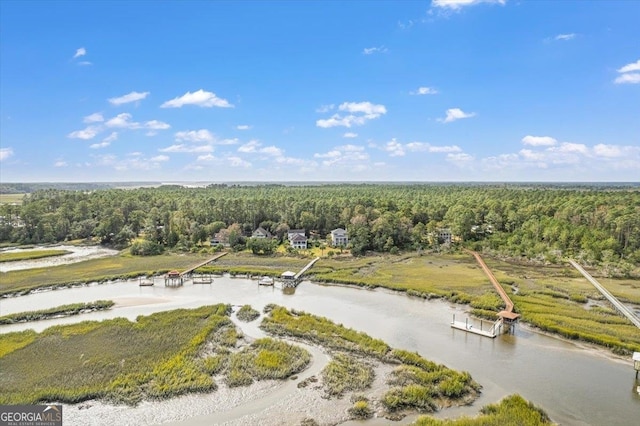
[450,315,501,338]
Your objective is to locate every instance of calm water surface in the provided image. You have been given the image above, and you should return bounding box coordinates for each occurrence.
[1,276,638,425]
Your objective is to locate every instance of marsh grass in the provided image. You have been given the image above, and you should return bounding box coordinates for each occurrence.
[0,249,71,263]
[321,353,374,397]
[0,304,231,405]
[482,257,640,354]
[0,252,213,295]
[236,305,260,322]
[312,252,640,354]
[197,252,310,277]
[260,306,480,414]
[413,394,552,426]
[0,300,114,324]
[311,254,493,305]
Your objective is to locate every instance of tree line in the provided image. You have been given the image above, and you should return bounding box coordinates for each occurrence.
[0,183,638,276]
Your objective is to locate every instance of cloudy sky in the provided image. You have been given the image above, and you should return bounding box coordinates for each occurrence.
[1,0,638,182]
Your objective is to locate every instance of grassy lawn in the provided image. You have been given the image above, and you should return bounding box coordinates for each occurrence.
[0,249,71,263]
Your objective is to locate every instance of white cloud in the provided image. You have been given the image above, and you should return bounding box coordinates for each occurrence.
[438,108,476,123]
[343,132,358,138]
[73,47,86,59]
[150,155,169,162]
[340,101,387,116]
[236,125,251,130]
[592,144,623,158]
[238,140,261,153]
[522,135,557,146]
[108,91,150,106]
[316,104,335,113]
[260,146,284,156]
[555,33,576,41]
[316,101,387,128]
[617,59,640,73]
[615,59,640,84]
[175,129,215,143]
[614,73,640,84]
[227,156,252,168]
[90,132,118,149]
[161,89,233,108]
[144,120,170,130]
[383,139,462,157]
[431,0,506,9]
[105,113,140,129]
[411,87,439,95]
[54,160,68,167]
[0,147,14,161]
[363,46,388,55]
[447,153,475,167]
[68,125,101,140]
[159,144,214,153]
[83,112,104,123]
[552,142,589,155]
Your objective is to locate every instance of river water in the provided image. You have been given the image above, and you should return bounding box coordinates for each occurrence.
[1,276,638,425]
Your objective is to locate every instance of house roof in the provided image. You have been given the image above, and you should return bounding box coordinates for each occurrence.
[253,227,271,236]
[281,271,296,277]
[331,228,346,234]
[633,352,640,362]
[291,234,307,242]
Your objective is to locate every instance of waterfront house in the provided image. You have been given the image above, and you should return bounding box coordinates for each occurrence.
[330,228,348,246]
[252,227,272,239]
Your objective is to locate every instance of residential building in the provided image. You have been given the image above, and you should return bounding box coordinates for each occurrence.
[330,228,348,246]
[252,227,272,239]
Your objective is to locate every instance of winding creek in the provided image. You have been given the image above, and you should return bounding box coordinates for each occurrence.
[1,273,639,425]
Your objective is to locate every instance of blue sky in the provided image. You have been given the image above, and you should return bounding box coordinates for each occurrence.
[1,0,638,182]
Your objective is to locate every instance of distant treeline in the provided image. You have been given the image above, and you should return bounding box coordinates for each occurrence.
[0,184,638,275]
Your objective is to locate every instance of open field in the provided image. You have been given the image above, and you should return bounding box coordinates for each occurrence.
[0,193,27,205]
[0,249,71,263]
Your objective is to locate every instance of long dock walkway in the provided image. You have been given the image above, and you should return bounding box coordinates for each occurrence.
[569,259,640,329]
[294,257,320,280]
[466,249,519,320]
[180,252,228,277]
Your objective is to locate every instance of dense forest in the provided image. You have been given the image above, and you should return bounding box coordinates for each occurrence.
[1,184,638,277]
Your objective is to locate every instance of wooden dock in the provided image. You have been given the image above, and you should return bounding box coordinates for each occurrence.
[164,252,228,286]
[179,252,228,277]
[281,257,320,288]
[450,250,520,337]
[450,314,503,338]
[569,259,640,329]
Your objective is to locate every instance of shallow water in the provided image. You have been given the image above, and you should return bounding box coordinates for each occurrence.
[0,245,119,272]
[1,276,638,425]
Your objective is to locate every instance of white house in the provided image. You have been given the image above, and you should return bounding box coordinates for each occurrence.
[290,233,308,249]
[330,228,348,246]
[438,228,452,245]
